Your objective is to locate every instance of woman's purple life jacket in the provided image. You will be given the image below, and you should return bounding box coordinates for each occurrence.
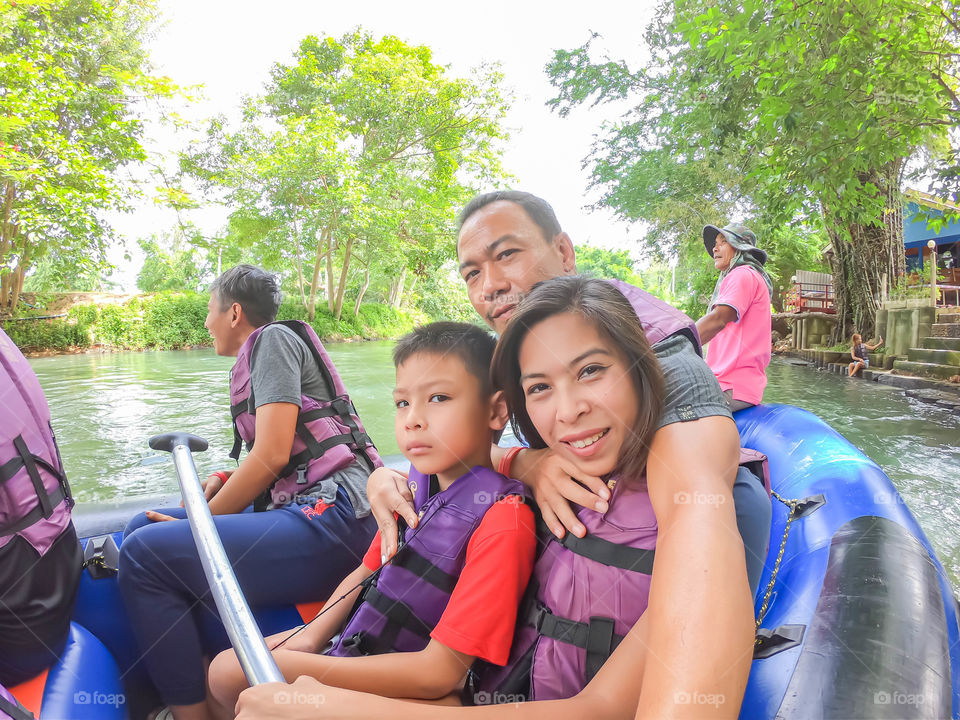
[327,465,529,657]
[229,320,382,510]
[0,328,73,555]
[473,469,658,703]
[473,446,770,703]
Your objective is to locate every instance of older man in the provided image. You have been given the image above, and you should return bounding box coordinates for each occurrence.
[697,224,773,411]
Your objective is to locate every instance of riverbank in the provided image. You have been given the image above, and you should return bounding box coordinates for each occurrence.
[782,349,960,411]
[1,292,431,355]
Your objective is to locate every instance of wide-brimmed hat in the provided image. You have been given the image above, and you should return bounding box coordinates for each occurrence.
[703,224,767,265]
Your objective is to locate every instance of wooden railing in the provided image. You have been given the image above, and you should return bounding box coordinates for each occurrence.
[784,282,835,313]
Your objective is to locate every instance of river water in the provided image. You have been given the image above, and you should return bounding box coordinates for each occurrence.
[28,347,960,583]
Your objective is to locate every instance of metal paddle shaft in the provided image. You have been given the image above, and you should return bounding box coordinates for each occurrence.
[148,432,284,686]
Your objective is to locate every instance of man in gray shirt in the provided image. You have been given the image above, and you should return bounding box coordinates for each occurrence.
[118,265,378,719]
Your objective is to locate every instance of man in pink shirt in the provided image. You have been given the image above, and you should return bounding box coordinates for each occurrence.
[696,224,773,411]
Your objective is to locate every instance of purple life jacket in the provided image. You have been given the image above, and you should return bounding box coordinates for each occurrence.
[473,469,657,703]
[606,279,702,355]
[229,320,382,510]
[473,450,769,703]
[328,465,529,657]
[0,328,73,555]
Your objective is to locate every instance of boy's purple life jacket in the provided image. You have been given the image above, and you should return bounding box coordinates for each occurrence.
[606,279,702,355]
[473,470,658,703]
[328,465,529,657]
[0,328,73,555]
[229,320,381,510]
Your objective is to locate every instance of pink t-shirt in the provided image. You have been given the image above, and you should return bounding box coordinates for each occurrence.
[705,265,772,405]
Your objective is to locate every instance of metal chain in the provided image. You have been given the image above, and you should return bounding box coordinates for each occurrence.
[754,490,801,641]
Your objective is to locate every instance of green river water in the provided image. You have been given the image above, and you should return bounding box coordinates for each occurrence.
[28,346,960,585]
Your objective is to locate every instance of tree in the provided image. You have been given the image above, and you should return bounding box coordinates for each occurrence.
[185,31,510,321]
[548,0,960,338]
[0,0,177,312]
[137,226,209,292]
[575,245,642,284]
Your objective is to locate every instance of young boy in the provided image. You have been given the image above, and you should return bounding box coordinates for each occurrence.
[208,322,536,713]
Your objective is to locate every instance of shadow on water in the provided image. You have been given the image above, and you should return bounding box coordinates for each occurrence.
[28,347,960,585]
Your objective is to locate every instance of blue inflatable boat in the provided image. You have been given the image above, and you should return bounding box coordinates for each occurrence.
[1,404,957,719]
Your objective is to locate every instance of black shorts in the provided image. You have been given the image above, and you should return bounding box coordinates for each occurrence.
[653,335,732,429]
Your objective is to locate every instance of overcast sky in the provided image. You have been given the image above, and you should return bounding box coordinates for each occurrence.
[108,0,661,288]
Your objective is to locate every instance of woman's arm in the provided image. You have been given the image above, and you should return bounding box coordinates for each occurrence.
[634,416,754,718]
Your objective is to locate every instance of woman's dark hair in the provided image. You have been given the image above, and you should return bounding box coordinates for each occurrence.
[491,276,665,482]
[209,264,282,328]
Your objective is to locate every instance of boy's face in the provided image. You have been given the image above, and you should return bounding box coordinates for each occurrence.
[393,352,507,487]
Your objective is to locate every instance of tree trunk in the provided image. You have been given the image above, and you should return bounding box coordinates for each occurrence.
[353,267,371,317]
[309,227,330,322]
[326,234,336,314]
[823,163,904,343]
[333,236,355,321]
[0,182,15,311]
[291,217,309,314]
[389,265,407,308]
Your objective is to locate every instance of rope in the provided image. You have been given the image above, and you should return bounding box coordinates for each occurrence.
[754,490,801,640]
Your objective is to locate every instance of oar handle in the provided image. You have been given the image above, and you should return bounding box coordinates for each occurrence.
[149,432,208,453]
[147,433,284,686]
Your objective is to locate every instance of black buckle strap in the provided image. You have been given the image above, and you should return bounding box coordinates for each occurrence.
[0,485,66,537]
[557,532,655,574]
[534,515,655,574]
[13,436,52,519]
[584,617,616,682]
[529,605,624,654]
[391,547,459,594]
[362,585,432,640]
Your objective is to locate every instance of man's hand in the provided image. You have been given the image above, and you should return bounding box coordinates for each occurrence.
[201,470,232,501]
[511,447,608,539]
[366,467,414,562]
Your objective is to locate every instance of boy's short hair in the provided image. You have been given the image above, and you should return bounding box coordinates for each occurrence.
[394,322,496,396]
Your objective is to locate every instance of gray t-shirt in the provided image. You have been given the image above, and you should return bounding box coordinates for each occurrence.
[248,323,372,517]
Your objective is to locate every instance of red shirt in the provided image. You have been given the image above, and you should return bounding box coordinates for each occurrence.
[362,495,536,665]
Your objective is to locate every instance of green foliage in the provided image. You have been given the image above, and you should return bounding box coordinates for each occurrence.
[137,230,210,292]
[183,29,511,321]
[576,246,642,284]
[412,267,478,324]
[0,0,179,309]
[547,0,959,336]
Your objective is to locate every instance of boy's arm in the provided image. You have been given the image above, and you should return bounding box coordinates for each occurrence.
[270,640,475,699]
[284,562,374,652]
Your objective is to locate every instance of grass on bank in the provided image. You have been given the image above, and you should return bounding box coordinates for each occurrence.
[2,292,430,352]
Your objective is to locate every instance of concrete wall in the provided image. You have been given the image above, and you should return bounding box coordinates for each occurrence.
[877,301,936,357]
[792,315,838,348]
